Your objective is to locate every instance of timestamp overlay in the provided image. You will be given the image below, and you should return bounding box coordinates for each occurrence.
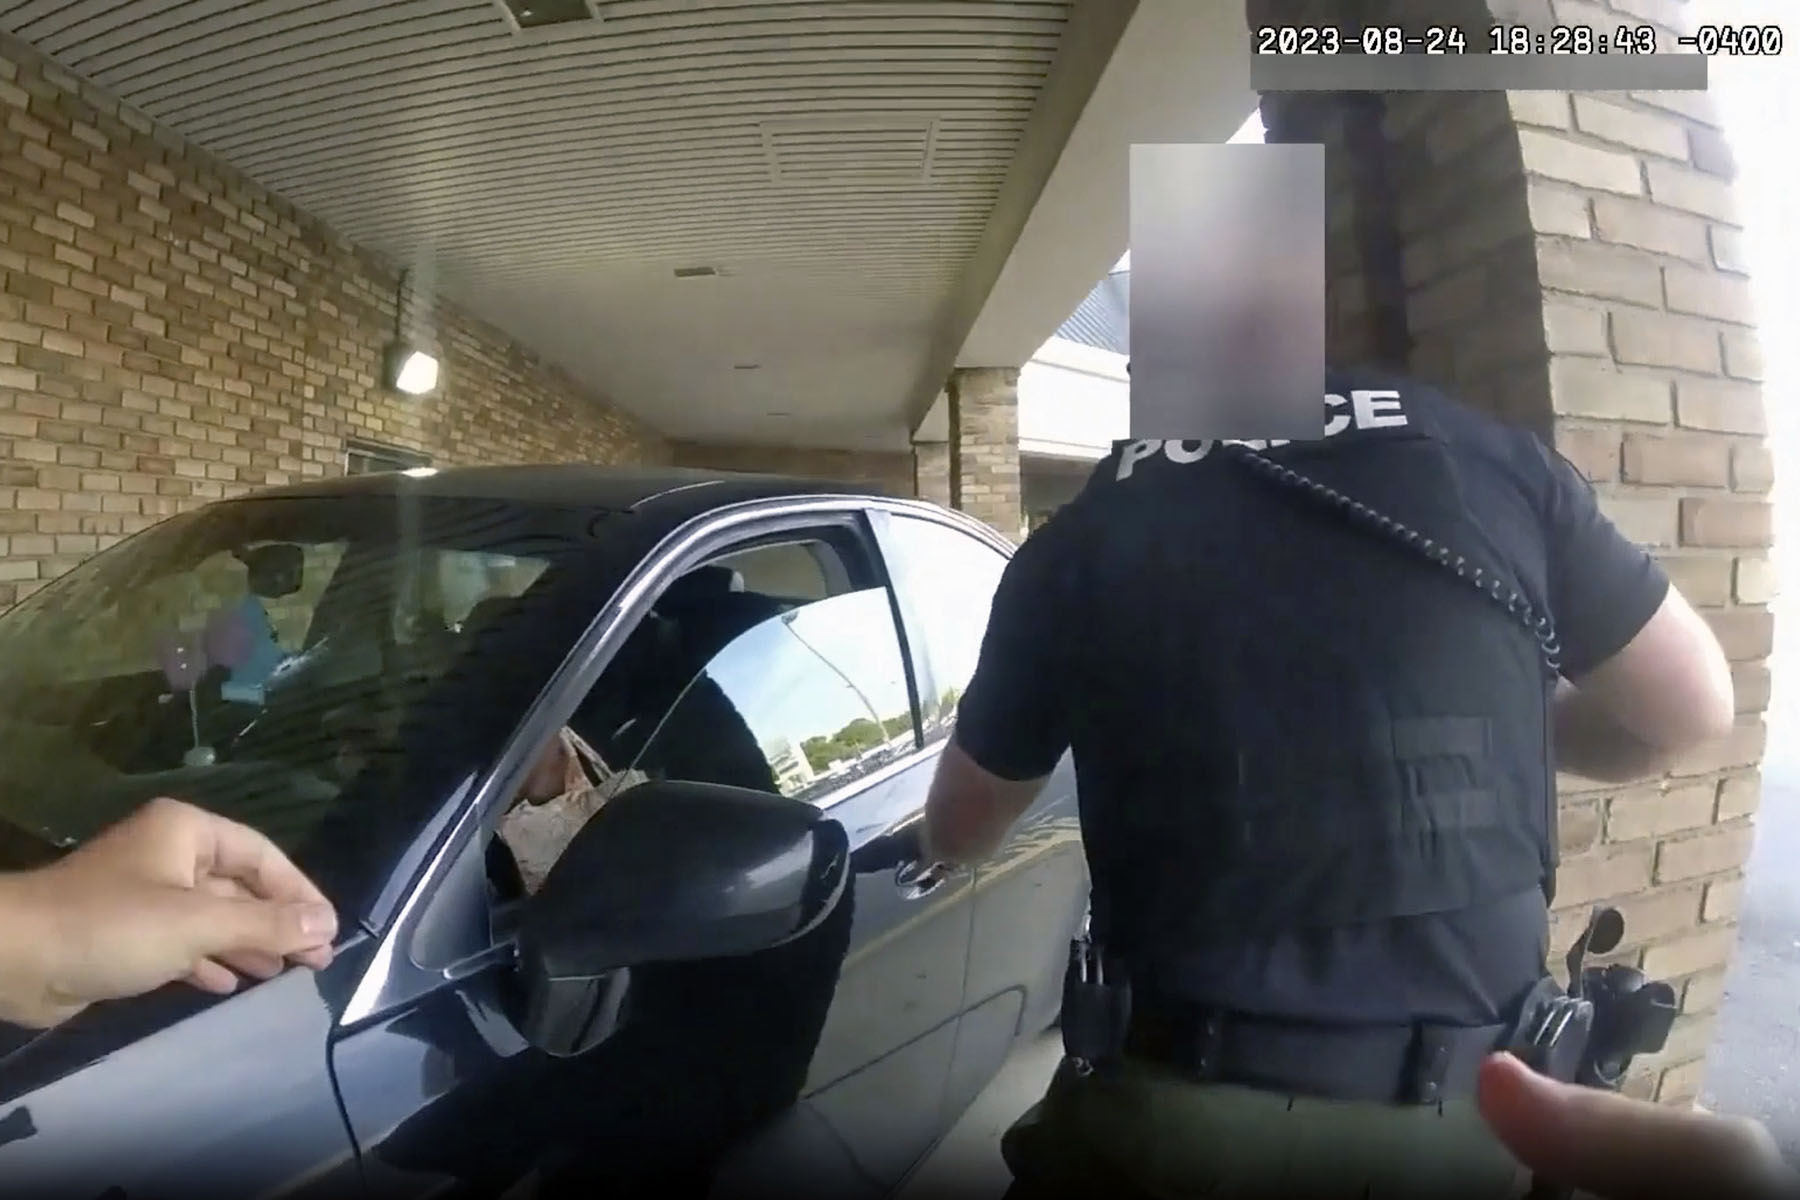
[1246,22,1784,91]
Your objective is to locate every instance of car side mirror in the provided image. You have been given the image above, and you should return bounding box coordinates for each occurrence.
[513,779,851,1057]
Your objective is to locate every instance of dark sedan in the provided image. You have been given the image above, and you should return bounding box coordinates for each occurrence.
[0,465,1087,1199]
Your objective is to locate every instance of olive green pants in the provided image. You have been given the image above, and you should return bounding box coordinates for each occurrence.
[1001,1057,1531,1200]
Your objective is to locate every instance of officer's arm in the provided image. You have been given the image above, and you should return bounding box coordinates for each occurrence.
[1541,450,1735,781]
[922,526,1073,867]
[922,739,1049,867]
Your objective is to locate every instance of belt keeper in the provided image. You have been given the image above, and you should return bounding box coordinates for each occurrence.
[1406,1026,1455,1105]
[1193,1011,1225,1080]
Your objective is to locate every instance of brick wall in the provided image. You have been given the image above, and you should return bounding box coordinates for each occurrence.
[0,36,665,607]
[1251,0,1769,1104]
[947,366,1024,541]
[667,439,913,496]
[913,440,952,507]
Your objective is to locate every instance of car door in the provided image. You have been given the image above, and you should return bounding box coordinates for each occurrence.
[0,941,369,1200]
[868,506,1089,1122]
[326,506,975,1199]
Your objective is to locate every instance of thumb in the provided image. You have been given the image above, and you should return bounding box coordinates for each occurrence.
[157,888,338,965]
[1477,1053,1788,1200]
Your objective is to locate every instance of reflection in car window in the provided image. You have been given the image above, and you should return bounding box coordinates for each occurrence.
[876,515,1007,744]
[0,495,580,896]
[631,588,917,805]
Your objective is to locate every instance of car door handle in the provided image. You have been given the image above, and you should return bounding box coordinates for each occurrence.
[894,859,949,900]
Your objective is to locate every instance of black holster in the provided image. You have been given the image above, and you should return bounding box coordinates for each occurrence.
[1060,937,1132,1071]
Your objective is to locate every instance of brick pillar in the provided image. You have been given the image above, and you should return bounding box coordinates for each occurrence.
[1248,0,1770,1104]
[946,367,1023,540]
[913,440,951,506]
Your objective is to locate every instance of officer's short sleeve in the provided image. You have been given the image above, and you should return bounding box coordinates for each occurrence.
[1540,445,1671,679]
[951,518,1075,782]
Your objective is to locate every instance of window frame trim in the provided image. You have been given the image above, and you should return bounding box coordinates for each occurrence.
[343,493,994,1029]
[865,504,1015,748]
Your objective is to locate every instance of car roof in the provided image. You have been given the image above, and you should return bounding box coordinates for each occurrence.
[229,463,887,520]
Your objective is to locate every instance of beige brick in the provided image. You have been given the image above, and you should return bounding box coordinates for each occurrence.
[1680,498,1771,548]
[1598,492,1677,547]
[1606,782,1720,842]
[1688,127,1736,179]
[1728,444,1771,496]
[1555,425,1620,481]
[1590,195,1708,261]
[1664,267,1757,325]
[1612,884,1706,946]
[1682,969,1728,1015]
[1715,773,1760,821]
[1642,926,1737,982]
[1609,309,1720,373]
[1709,226,1750,274]
[1675,379,1765,436]
[1549,360,1671,423]
[1506,91,1573,130]
[1701,607,1773,661]
[1655,823,1755,884]
[1661,555,1732,607]
[1537,238,1663,306]
[1646,162,1737,223]
[1703,876,1744,923]
[1518,129,1644,195]
[1554,845,1655,907]
[1721,330,1764,382]
[1620,434,1728,487]
[1572,96,1689,159]
[1560,799,1602,856]
[1657,1057,1710,1104]
[1525,181,1593,238]
[1733,556,1775,604]
[1732,661,1771,715]
[1541,302,1608,356]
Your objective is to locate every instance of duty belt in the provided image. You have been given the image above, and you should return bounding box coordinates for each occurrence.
[1124,999,1511,1105]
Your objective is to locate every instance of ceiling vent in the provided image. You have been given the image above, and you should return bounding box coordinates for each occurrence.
[672,265,721,279]
[493,0,602,33]
[761,117,940,186]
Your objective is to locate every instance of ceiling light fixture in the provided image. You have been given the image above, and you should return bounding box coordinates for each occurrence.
[383,269,440,397]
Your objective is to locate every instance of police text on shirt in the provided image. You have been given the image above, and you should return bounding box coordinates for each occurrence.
[1116,390,1408,480]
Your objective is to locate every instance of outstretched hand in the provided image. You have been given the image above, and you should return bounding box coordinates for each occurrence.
[1476,1052,1797,1200]
[0,797,339,1029]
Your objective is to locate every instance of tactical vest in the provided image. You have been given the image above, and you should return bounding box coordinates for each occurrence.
[1060,386,1558,967]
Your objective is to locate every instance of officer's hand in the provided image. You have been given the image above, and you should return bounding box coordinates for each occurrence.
[852,823,924,874]
[1476,1052,1797,1200]
[0,797,338,1029]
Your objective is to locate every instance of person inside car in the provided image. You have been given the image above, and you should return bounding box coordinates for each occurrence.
[0,796,336,1030]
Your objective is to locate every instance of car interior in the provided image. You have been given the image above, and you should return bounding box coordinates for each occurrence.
[486,535,861,900]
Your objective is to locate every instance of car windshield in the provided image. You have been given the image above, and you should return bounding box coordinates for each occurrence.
[0,491,598,907]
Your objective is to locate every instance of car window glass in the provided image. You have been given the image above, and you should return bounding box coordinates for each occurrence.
[57,541,348,681]
[494,533,898,893]
[630,587,915,805]
[875,515,1007,743]
[710,541,832,601]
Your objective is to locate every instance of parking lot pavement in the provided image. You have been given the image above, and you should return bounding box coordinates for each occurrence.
[897,1031,1062,1200]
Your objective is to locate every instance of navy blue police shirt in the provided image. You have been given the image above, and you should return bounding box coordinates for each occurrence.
[951,367,1671,1027]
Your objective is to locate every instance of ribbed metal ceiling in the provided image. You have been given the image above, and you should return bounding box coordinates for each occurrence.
[0,0,1075,447]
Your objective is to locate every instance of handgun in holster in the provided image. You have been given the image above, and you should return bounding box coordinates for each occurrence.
[1509,905,1681,1200]
[1061,934,1132,1075]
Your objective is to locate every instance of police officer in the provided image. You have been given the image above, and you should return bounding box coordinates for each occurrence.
[919,364,1738,1199]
